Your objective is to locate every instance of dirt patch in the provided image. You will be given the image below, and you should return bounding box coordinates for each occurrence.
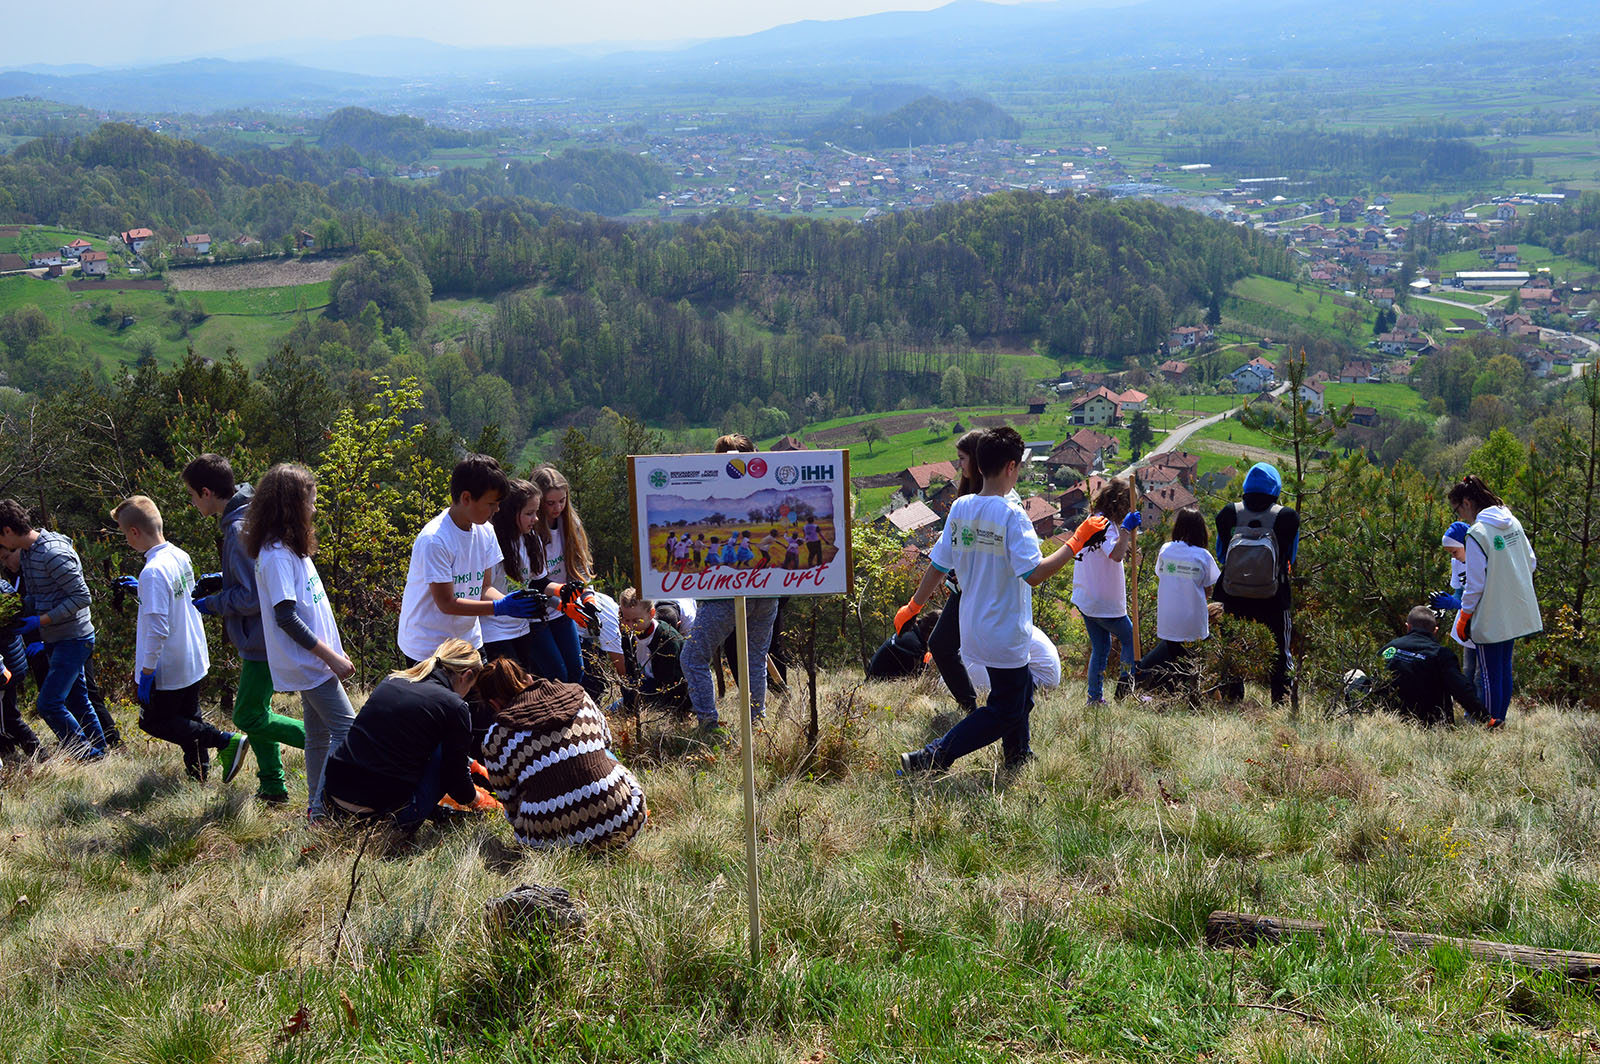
[68,279,165,292]
[166,256,352,292]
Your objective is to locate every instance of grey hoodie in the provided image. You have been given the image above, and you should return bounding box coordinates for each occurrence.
[212,485,267,661]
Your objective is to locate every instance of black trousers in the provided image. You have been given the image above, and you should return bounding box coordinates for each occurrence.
[1,638,40,756]
[927,590,978,712]
[1221,598,1293,704]
[139,681,229,778]
[1135,639,1200,698]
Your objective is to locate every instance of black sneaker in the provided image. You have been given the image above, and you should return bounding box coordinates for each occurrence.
[220,733,251,784]
[1114,673,1134,701]
[898,748,934,775]
[255,790,291,806]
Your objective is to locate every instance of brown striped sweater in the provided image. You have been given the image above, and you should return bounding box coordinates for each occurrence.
[481,678,647,850]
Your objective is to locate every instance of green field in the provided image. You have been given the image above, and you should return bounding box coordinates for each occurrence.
[1228,275,1376,342]
[1191,414,1283,453]
[1324,381,1427,417]
[0,225,108,259]
[194,281,331,316]
[0,275,319,370]
[1416,290,1494,308]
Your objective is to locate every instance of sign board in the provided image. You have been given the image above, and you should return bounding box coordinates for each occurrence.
[628,450,852,599]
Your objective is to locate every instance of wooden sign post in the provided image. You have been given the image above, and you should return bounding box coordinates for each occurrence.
[1128,479,1142,660]
[629,449,853,967]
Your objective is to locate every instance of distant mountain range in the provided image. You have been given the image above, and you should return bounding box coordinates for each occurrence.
[0,0,1593,113]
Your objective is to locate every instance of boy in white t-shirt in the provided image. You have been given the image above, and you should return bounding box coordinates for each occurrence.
[898,428,1077,773]
[113,496,246,782]
[964,625,1062,696]
[397,455,543,664]
[1134,507,1221,694]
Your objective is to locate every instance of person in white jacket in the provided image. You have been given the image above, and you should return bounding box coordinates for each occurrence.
[113,496,248,781]
[1446,475,1541,729]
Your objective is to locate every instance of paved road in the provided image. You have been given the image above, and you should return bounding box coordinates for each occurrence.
[1113,381,1290,479]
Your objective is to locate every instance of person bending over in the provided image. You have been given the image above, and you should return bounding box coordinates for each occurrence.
[321,639,483,832]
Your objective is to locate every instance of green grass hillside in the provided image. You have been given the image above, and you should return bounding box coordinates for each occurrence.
[3,672,1598,1062]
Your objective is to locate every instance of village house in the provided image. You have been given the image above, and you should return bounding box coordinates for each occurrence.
[1340,360,1373,383]
[1297,380,1326,415]
[1021,495,1060,537]
[182,234,211,254]
[1144,449,1200,488]
[880,500,941,545]
[1069,387,1121,426]
[60,239,93,259]
[1370,288,1395,308]
[1196,467,1239,495]
[1116,389,1149,415]
[1157,359,1192,382]
[897,461,960,502]
[120,228,154,253]
[1168,324,1213,349]
[79,250,109,277]
[1229,359,1275,394]
[1349,405,1380,428]
[1140,482,1199,525]
[1045,440,1097,480]
[770,435,806,451]
[1495,245,1520,266]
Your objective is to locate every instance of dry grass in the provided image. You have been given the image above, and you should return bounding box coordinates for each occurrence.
[2,673,1599,1061]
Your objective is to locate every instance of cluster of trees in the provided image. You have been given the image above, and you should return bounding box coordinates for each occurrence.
[317,107,499,162]
[1167,131,1510,192]
[810,96,1022,149]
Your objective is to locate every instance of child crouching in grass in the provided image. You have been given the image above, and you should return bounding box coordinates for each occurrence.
[113,495,247,783]
[1133,506,1220,697]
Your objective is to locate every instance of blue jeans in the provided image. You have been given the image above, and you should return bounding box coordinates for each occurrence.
[527,616,584,683]
[36,635,106,757]
[299,676,355,818]
[1083,613,1134,703]
[927,663,1034,769]
[1476,639,1515,724]
[683,598,780,723]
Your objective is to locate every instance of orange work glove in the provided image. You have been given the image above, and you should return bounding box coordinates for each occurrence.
[894,600,922,633]
[1455,610,1472,642]
[1066,514,1110,556]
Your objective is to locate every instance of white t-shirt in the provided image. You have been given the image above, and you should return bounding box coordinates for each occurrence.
[1071,519,1127,619]
[397,510,503,661]
[256,541,344,692]
[136,542,210,689]
[1154,541,1221,643]
[964,625,1061,694]
[480,537,531,644]
[671,597,697,636]
[543,523,568,621]
[1447,556,1474,649]
[929,493,1042,669]
[584,590,623,655]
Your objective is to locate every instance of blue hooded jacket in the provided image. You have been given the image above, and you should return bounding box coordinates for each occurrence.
[1241,462,1282,499]
[212,485,267,661]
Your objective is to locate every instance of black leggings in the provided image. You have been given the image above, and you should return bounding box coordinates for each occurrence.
[927,590,978,711]
[139,681,230,778]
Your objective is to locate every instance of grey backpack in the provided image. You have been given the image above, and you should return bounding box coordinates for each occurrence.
[1221,503,1282,599]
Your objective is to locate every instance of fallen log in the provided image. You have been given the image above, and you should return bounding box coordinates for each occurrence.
[1206,910,1600,981]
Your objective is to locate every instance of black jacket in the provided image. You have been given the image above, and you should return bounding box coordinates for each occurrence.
[866,628,928,680]
[1379,630,1486,725]
[624,620,688,712]
[1216,492,1301,610]
[323,667,477,812]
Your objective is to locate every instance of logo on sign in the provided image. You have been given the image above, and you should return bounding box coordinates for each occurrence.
[648,469,668,489]
[799,464,834,483]
[776,465,799,485]
[726,458,747,479]
[747,457,768,478]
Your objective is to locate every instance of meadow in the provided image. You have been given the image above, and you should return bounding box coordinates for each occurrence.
[3,670,1599,1062]
[0,274,320,369]
[1325,382,1428,417]
[1226,275,1376,344]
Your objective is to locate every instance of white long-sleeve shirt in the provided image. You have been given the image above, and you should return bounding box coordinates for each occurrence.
[1460,505,1536,613]
[136,541,210,689]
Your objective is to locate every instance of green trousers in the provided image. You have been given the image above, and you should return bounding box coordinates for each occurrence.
[234,658,307,798]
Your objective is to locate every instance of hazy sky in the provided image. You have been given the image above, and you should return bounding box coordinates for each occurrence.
[5,0,1055,67]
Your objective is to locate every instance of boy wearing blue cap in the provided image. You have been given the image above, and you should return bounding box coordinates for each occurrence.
[1214,462,1300,704]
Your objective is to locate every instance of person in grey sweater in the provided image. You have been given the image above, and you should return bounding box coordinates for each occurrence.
[0,499,107,759]
[185,454,307,803]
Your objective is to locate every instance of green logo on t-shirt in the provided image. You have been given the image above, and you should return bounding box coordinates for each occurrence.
[959,526,974,547]
[1382,646,1396,660]
[1165,561,1178,574]
[1493,536,1505,551]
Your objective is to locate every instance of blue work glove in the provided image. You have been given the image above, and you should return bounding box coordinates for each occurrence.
[194,572,223,596]
[193,596,215,616]
[137,671,155,704]
[1430,591,1463,612]
[15,615,41,637]
[115,575,140,593]
[1120,511,1143,532]
[25,641,43,658]
[492,589,542,619]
